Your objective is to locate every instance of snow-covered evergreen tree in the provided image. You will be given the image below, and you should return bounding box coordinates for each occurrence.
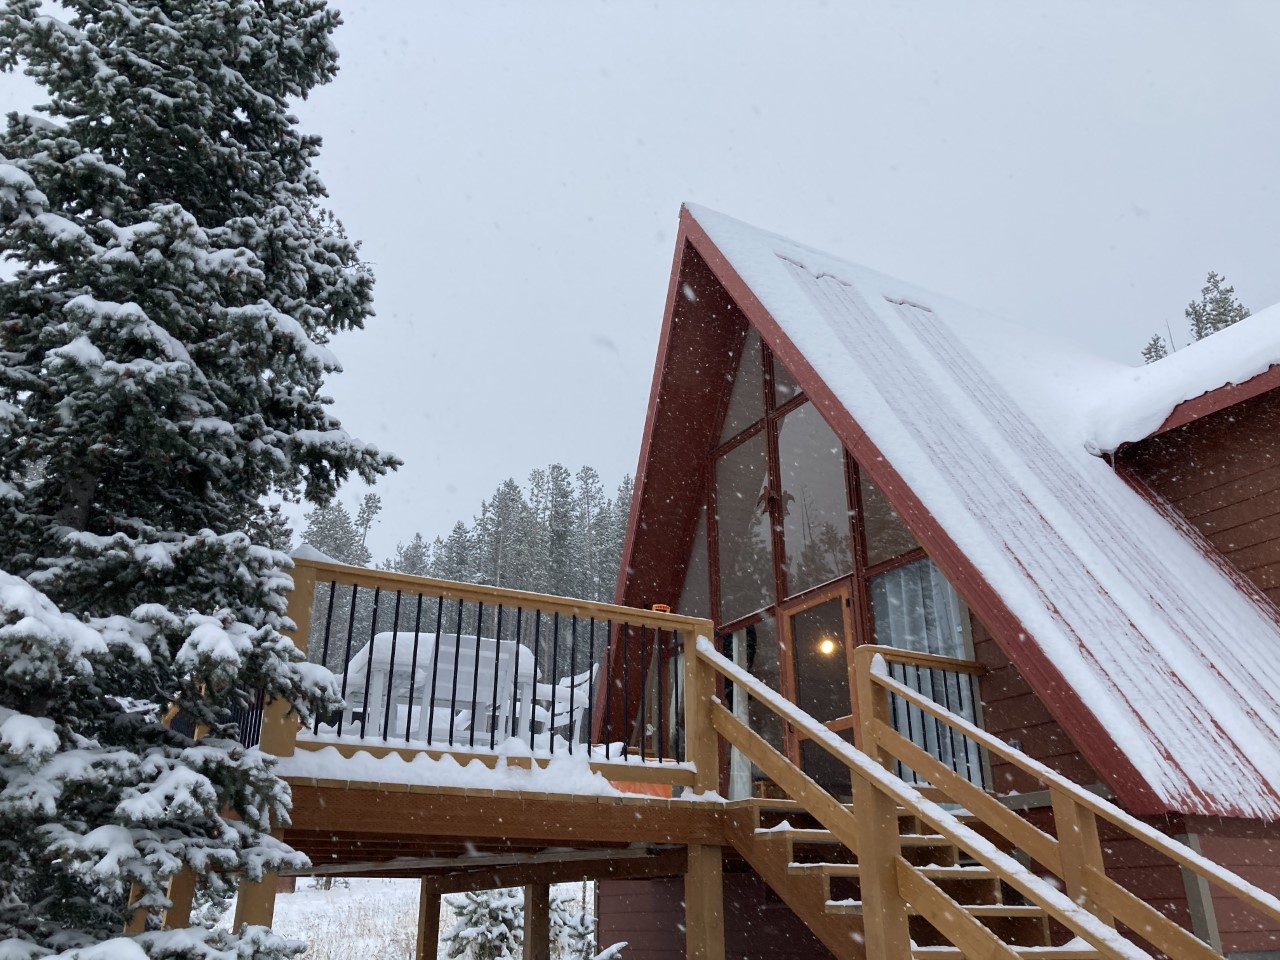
[1187,270,1249,341]
[442,888,524,960]
[550,888,597,960]
[302,501,370,566]
[353,493,382,555]
[1141,333,1169,365]
[387,532,432,576]
[431,522,476,583]
[0,1,396,956]
[571,467,608,602]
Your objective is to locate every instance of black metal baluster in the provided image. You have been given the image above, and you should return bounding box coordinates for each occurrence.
[336,584,359,737]
[656,628,665,761]
[529,611,543,750]
[312,582,338,735]
[585,617,597,758]
[380,591,404,742]
[567,615,578,755]
[512,607,524,751]
[358,587,382,739]
[404,593,425,742]
[639,628,650,761]
[549,612,561,755]
[448,598,464,746]
[426,595,446,745]
[622,625,631,761]
[490,605,505,750]
[674,630,684,760]
[469,602,485,749]
[602,621,614,760]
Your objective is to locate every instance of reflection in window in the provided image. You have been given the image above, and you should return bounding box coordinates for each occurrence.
[716,433,774,623]
[777,403,853,596]
[720,328,764,442]
[724,615,783,799]
[773,356,802,406]
[677,508,709,619]
[860,470,919,567]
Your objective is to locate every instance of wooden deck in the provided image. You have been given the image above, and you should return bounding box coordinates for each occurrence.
[189,560,1280,960]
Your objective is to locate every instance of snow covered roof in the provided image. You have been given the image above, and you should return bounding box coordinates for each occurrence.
[1088,301,1280,451]
[675,204,1280,819]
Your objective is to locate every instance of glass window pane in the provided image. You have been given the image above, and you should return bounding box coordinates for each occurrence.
[773,356,802,407]
[859,470,918,567]
[677,508,709,619]
[715,433,774,622]
[724,616,783,799]
[777,403,853,596]
[869,557,984,787]
[720,328,764,442]
[869,557,964,657]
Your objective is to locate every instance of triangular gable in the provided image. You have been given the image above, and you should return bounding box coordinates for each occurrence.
[620,204,1280,819]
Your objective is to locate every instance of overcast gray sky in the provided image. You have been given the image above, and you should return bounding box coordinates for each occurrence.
[7,2,1280,562]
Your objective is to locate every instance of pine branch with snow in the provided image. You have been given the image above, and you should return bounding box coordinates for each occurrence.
[0,1,398,956]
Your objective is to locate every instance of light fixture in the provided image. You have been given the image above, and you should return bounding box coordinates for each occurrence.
[818,637,837,656]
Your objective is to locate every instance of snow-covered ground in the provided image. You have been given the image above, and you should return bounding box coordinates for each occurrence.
[222,878,595,960]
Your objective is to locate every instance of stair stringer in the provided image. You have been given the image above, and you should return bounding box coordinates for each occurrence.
[724,818,868,960]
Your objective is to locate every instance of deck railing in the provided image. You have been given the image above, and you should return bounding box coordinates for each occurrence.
[256,555,713,786]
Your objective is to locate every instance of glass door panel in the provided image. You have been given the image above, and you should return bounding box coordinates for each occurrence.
[785,589,856,796]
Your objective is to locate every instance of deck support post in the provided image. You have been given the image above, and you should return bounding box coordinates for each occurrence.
[416,880,441,960]
[123,883,148,934]
[261,564,316,758]
[1051,792,1115,927]
[525,883,551,960]
[683,620,719,796]
[683,844,725,960]
[162,868,197,929]
[853,648,912,960]
[232,870,279,930]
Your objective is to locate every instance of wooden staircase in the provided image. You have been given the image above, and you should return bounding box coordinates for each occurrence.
[689,640,1280,960]
[730,801,1102,959]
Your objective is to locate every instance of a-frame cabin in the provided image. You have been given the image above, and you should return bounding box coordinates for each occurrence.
[155,206,1280,960]
[600,205,1280,958]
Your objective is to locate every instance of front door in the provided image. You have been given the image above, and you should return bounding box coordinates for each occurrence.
[781,584,858,796]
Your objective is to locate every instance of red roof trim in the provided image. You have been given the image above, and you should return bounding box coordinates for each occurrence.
[674,208,1171,814]
[1148,363,1280,439]
[611,232,691,608]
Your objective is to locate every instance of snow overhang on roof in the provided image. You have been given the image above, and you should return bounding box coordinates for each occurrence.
[642,204,1280,819]
[1088,302,1280,451]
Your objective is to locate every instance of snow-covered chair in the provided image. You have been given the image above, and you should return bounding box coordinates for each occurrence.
[531,663,599,747]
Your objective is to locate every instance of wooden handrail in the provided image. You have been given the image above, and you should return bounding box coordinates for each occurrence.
[692,639,1145,960]
[261,557,715,787]
[855,646,987,676]
[292,556,706,633]
[855,645,1280,929]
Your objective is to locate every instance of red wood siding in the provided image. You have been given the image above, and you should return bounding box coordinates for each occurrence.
[1120,388,1280,609]
[972,617,1103,795]
[1191,816,1280,955]
[597,878,686,960]
[597,874,834,960]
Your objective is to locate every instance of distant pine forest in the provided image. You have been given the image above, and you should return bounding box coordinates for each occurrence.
[300,465,633,603]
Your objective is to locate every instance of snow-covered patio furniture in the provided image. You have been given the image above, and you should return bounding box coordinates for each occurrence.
[530,663,599,748]
[335,632,537,744]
